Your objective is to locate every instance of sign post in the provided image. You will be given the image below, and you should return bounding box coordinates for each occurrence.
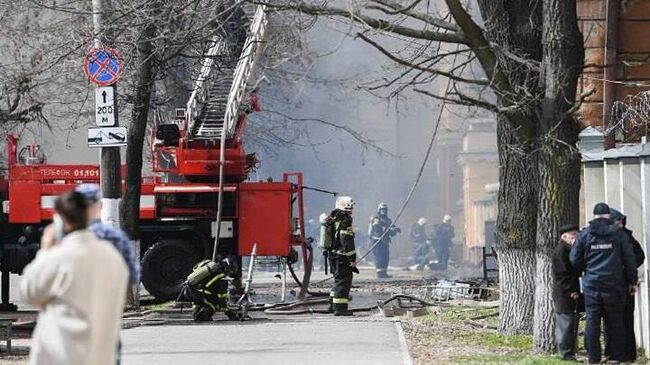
[88,0,138,308]
[84,46,124,229]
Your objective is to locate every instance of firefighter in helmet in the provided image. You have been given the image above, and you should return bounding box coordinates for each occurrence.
[325,196,357,316]
[369,202,401,278]
[179,256,240,321]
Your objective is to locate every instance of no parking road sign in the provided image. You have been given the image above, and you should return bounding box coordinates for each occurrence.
[84,47,124,86]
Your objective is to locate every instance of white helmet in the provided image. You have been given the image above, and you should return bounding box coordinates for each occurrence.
[335,196,355,212]
[378,202,388,210]
[443,214,452,223]
[418,217,427,226]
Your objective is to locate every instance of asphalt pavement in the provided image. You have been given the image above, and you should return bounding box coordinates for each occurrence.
[121,316,413,365]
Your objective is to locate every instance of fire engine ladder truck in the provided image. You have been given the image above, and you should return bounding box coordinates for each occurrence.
[184,3,268,252]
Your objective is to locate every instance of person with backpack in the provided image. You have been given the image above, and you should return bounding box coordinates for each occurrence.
[321,196,358,316]
[179,257,240,321]
[570,203,638,364]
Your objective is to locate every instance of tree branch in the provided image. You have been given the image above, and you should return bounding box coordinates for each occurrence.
[357,33,488,86]
[443,0,510,95]
[367,0,459,32]
[414,88,497,112]
[259,1,467,44]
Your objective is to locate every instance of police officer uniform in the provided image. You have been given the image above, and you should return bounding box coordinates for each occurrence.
[570,203,638,364]
[369,203,399,278]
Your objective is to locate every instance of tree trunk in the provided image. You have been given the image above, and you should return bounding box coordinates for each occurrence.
[495,112,539,335]
[119,21,156,239]
[533,0,583,352]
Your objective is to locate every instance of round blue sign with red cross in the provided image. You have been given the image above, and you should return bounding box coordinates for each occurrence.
[83,47,124,86]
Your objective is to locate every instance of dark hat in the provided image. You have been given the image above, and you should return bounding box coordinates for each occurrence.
[609,208,625,222]
[593,202,610,215]
[559,224,579,235]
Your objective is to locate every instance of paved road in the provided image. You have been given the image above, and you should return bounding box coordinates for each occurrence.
[121,317,412,365]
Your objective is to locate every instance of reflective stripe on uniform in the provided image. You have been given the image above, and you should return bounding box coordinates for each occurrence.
[206,273,226,287]
[333,297,349,304]
[334,250,356,257]
[341,227,354,236]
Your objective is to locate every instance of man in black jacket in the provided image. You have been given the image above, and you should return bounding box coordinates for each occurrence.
[610,208,645,362]
[552,224,580,361]
[570,203,638,364]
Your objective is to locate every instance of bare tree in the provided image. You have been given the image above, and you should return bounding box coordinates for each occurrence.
[261,0,585,351]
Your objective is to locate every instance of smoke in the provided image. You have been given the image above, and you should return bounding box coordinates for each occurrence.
[249,18,461,261]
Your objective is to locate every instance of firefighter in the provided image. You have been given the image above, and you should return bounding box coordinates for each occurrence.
[433,215,455,270]
[180,257,240,321]
[368,202,400,279]
[410,217,429,270]
[325,196,357,316]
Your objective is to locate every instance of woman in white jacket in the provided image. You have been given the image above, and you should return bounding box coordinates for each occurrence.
[20,191,128,365]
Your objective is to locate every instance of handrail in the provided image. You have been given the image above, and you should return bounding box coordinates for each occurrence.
[222,5,268,138]
[185,37,227,135]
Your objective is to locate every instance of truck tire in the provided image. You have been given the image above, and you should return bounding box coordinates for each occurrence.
[141,239,201,301]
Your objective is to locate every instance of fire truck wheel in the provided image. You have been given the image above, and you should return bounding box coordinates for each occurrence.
[141,239,201,301]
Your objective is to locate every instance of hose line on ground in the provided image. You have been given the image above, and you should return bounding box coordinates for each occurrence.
[261,293,439,315]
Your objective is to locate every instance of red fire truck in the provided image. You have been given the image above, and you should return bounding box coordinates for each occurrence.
[0,5,308,308]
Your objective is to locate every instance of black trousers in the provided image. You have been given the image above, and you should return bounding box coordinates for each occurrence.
[606,293,638,361]
[436,247,450,269]
[332,255,353,305]
[555,312,578,359]
[584,291,626,362]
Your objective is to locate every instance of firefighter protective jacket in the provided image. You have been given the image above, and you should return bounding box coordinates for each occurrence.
[330,209,356,262]
[368,215,397,243]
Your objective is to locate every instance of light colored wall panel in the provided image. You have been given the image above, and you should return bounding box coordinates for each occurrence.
[583,161,605,224]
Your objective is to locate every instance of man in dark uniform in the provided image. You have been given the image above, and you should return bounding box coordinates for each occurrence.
[368,202,400,278]
[552,224,580,361]
[610,208,645,362]
[327,196,357,316]
[433,215,455,270]
[410,217,429,270]
[570,203,638,364]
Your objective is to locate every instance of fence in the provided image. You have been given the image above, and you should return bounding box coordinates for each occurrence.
[579,127,650,354]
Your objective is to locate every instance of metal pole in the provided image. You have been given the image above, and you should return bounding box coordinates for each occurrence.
[93,0,133,307]
[93,0,122,228]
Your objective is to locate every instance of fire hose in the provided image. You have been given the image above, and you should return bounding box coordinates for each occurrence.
[258,294,438,315]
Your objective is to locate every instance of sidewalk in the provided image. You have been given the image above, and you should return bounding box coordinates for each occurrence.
[121,316,413,365]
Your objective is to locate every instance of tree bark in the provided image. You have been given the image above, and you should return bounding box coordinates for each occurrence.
[533,0,583,352]
[119,19,157,239]
[495,111,539,334]
[473,0,543,335]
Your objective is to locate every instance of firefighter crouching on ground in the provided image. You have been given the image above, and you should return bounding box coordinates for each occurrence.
[369,202,401,279]
[179,257,240,321]
[323,196,358,316]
